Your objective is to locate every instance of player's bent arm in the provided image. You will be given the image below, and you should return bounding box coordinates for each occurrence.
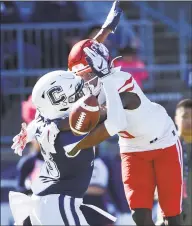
[69,123,110,154]
[93,28,112,43]
[69,93,140,153]
[58,105,107,132]
[68,77,127,155]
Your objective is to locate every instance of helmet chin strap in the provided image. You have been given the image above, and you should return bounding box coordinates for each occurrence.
[110,55,122,68]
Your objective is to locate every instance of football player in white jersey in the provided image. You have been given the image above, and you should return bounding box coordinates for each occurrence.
[65,41,183,226]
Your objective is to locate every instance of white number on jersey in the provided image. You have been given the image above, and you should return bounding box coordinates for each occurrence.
[36,128,60,179]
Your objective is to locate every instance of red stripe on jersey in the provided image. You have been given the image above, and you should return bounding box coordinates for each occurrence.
[124,84,134,92]
[119,131,135,139]
[118,77,133,92]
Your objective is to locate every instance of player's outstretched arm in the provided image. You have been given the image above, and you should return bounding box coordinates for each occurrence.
[67,91,140,156]
[93,0,122,43]
[68,50,127,156]
[69,122,110,156]
[67,91,132,157]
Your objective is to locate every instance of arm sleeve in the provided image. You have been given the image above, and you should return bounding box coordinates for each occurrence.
[102,77,127,136]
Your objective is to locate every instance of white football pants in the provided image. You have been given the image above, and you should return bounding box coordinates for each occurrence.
[30,194,89,225]
[9,191,116,225]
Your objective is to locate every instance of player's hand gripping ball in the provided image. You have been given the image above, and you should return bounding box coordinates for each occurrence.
[69,95,100,136]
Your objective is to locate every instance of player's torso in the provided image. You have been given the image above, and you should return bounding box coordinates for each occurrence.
[32,119,94,198]
[98,69,178,152]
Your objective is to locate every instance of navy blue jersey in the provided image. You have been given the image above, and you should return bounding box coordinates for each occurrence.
[31,119,94,198]
[16,152,43,194]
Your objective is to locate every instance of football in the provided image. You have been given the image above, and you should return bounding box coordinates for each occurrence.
[69,95,100,136]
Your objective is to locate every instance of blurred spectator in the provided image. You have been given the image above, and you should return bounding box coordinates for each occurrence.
[14,1,36,23]
[21,96,36,124]
[103,151,133,225]
[115,45,148,89]
[156,99,192,225]
[76,1,136,48]
[82,146,131,225]
[175,99,192,226]
[31,1,82,23]
[184,68,192,88]
[1,38,42,70]
[100,138,134,224]
[103,153,130,214]
[2,1,82,23]
[175,99,192,144]
[82,146,111,225]
[0,1,20,23]
[83,25,118,57]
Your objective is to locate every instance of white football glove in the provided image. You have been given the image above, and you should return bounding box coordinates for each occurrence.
[83,45,111,78]
[102,0,122,33]
[11,123,28,156]
[11,121,37,156]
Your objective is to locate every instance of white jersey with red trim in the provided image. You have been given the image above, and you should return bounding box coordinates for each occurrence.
[98,68,178,153]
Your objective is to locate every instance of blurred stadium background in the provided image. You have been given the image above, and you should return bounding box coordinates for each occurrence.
[1,1,191,225]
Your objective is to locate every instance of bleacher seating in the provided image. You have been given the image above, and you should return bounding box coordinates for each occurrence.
[1,1,192,144]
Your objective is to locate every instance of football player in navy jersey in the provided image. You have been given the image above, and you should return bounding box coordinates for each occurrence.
[10,69,121,225]
[10,2,124,225]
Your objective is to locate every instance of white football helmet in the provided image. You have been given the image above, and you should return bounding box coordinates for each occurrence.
[32,70,89,120]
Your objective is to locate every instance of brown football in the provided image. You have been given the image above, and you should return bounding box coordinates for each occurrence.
[69,95,100,136]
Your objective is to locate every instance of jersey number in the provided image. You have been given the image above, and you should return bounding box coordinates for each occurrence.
[47,86,66,105]
[119,131,135,139]
[36,131,60,179]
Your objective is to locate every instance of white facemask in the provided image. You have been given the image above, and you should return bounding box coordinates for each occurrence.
[84,76,102,96]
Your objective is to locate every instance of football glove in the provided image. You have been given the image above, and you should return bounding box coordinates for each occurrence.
[84,45,111,79]
[11,123,28,156]
[11,120,37,156]
[102,0,122,33]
